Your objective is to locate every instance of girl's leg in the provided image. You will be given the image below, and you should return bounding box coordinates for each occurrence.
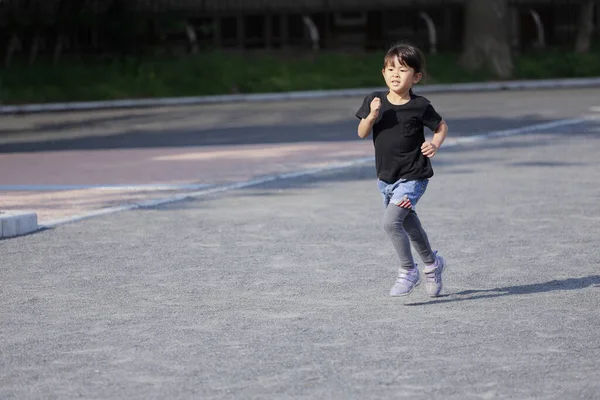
[403,210,446,297]
[382,204,415,270]
[403,210,436,265]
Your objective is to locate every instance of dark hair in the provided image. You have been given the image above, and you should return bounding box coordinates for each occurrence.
[383,42,426,75]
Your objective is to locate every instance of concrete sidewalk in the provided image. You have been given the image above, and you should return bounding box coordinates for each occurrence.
[1,119,599,398]
[2,76,600,115]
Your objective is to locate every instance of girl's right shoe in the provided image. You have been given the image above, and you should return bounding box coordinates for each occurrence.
[423,252,446,297]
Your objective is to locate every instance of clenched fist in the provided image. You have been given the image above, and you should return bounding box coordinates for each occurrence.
[421,141,438,158]
[369,97,381,119]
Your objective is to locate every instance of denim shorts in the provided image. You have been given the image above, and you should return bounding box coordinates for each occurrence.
[377,178,429,209]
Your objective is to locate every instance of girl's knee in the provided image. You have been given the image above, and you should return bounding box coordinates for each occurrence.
[382,218,398,234]
[382,208,409,234]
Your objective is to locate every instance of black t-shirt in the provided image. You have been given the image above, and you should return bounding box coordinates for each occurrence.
[356,91,443,183]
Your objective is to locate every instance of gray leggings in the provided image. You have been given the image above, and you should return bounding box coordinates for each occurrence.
[382,205,436,270]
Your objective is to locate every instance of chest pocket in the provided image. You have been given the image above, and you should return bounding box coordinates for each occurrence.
[402,116,422,136]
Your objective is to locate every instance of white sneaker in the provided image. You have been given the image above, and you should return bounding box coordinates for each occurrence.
[389,266,421,297]
[423,252,446,297]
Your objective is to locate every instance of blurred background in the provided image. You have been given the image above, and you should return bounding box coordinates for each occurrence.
[1,0,599,104]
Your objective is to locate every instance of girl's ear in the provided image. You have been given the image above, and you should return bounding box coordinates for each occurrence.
[413,72,423,84]
[381,69,386,79]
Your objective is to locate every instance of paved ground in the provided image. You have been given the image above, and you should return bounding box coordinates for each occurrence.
[1,88,600,399]
[1,88,599,223]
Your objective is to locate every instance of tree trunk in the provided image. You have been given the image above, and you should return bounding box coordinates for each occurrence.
[575,0,595,53]
[459,0,513,79]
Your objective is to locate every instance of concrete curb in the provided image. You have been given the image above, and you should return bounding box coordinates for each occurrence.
[2,77,600,115]
[0,210,39,238]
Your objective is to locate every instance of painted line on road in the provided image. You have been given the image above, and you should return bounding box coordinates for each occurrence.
[39,116,594,229]
[39,158,374,228]
[443,117,595,147]
[0,183,215,192]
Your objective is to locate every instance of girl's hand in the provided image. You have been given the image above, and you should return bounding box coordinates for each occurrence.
[369,97,381,119]
[421,141,438,158]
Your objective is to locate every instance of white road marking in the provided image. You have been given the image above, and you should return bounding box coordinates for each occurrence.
[39,116,594,228]
[0,183,214,192]
[40,159,374,228]
[443,117,594,147]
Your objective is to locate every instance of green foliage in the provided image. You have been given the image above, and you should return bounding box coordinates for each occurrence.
[515,48,600,79]
[1,48,599,105]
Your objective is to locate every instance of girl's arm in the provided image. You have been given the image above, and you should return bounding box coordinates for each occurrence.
[358,116,377,139]
[357,97,381,138]
[421,120,448,158]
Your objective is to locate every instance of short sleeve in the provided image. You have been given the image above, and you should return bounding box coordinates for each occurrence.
[355,92,376,120]
[422,103,443,131]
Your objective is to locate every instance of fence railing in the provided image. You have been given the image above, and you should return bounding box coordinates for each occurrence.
[0,0,594,66]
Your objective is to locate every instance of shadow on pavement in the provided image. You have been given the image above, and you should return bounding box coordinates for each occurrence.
[1,115,588,153]
[405,275,600,306]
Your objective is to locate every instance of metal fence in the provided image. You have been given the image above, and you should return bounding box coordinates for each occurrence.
[0,0,596,65]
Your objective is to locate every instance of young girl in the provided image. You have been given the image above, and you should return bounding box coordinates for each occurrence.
[356,43,448,297]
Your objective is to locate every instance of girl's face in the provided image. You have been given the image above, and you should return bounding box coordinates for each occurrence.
[382,56,422,94]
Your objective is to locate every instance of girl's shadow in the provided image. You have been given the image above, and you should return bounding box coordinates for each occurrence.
[406,275,600,306]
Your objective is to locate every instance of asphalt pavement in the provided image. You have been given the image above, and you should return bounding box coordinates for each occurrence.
[1,88,600,399]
